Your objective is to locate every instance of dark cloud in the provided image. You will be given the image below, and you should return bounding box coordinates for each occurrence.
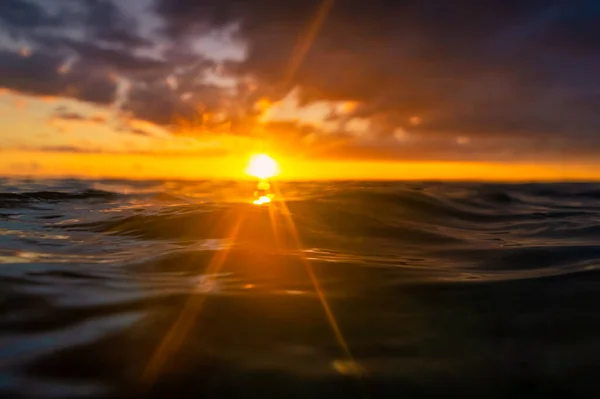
[55,112,87,122]
[38,37,169,75]
[1,0,149,46]
[51,108,107,124]
[115,125,154,137]
[154,0,600,143]
[122,81,200,126]
[82,0,151,47]
[0,50,117,104]
[0,1,165,106]
[2,0,600,161]
[0,0,229,128]
[121,65,249,128]
[50,106,159,137]
[126,127,153,137]
[0,0,61,29]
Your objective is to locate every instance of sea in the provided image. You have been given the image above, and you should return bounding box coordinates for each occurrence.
[1,178,600,398]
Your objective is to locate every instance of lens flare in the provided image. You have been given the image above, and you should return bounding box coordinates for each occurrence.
[246,154,279,179]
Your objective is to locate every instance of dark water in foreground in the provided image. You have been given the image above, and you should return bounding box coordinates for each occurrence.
[1,178,600,398]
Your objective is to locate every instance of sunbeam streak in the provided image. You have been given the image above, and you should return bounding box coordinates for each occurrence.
[283,0,336,90]
[270,184,365,389]
[143,211,246,386]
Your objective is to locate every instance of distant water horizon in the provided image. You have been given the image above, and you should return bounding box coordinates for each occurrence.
[6,175,600,184]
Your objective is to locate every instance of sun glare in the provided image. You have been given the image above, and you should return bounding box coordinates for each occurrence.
[246,154,279,179]
[253,195,272,205]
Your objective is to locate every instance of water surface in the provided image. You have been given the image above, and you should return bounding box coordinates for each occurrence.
[1,178,600,398]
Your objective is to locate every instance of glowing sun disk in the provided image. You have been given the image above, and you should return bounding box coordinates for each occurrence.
[246,154,279,179]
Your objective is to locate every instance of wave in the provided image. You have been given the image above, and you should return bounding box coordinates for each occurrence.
[2,181,600,278]
[0,189,117,208]
[3,179,600,397]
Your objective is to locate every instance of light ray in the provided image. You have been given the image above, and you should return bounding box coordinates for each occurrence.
[270,184,364,386]
[267,194,282,250]
[282,0,335,90]
[143,210,246,385]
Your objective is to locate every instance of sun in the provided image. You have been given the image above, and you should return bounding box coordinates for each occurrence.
[246,153,279,180]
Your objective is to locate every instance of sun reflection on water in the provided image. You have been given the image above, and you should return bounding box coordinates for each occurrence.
[253,195,273,205]
[146,146,362,389]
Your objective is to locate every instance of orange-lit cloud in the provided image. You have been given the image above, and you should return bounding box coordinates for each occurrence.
[0,0,599,180]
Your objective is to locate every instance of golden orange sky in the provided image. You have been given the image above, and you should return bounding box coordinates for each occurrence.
[2,148,600,181]
[3,89,600,181]
[2,0,600,181]
[1,88,599,181]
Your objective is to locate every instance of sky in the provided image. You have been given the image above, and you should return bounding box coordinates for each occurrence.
[1,0,600,180]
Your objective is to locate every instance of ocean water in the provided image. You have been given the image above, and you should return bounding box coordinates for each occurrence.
[1,178,600,398]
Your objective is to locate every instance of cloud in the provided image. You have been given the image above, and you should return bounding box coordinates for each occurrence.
[48,105,161,138]
[21,144,230,158]
[0,0,62,29]
[50,107,107,124]
[127,127,153,137]
[3,0,149,47]
[115,125,154,137]
[1,0,600,162]
[36,145,98,154]
[80,0,152,47]
[0,0,216,124]
[0,49,117,104]
[40,37,168,75]
[152,0,600,136]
